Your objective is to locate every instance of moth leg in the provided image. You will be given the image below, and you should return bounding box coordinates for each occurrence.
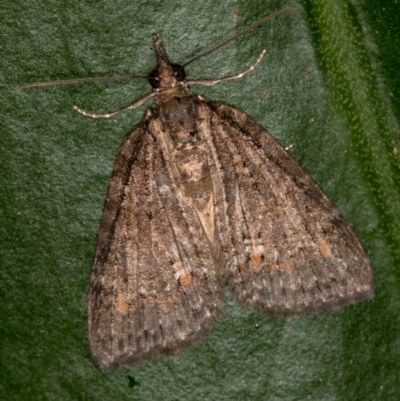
[73,92,156,118]
[186,50,266,87]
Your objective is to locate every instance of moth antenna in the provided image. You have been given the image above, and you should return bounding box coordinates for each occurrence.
[17,75,149,93]
[186,50,266,87]
[73,91,156,119]
[17,8,296,93]
[182,7,297,68]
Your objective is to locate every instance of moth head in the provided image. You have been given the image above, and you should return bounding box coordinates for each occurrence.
[149,63,185,88]
[149,34,186,89]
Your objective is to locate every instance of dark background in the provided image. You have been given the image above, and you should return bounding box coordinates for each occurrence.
[1,0,400,400]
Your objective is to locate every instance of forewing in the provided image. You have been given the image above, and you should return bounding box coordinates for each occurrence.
[197,100,373,315]
[88,117,222,370]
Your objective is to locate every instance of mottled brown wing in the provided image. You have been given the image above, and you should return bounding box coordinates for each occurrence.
[197,100,373,316]
[88,116,223,370]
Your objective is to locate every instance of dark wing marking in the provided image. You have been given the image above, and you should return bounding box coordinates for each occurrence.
[197,99,373,315]
[88,115,222,370]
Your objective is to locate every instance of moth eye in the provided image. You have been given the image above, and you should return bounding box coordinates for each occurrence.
[149,69,161,88]
[171,64,185,81]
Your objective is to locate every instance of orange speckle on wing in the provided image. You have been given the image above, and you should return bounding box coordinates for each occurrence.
[318,238,333,258]
[117,292,130,313]
[250,253,262,267]
[179,272,193,287]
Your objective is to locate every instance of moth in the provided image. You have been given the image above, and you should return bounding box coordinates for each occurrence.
[19,8,373,370]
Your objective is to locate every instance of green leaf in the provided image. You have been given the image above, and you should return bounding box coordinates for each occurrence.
[1,0,399,400]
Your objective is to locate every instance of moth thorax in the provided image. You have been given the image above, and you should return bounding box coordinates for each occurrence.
[159,95,198,142]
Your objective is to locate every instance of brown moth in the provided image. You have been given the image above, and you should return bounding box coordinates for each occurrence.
[19,8,373,370]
